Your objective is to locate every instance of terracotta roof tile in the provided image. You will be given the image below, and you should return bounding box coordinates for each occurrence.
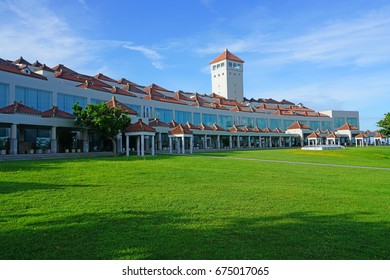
[34,64,54,72]
[228,125,244,132]
[94,73,117,83]
[210,49,244,64]
[41,106,74,119]
[286,121,311,130]
[184,121,200,130]
[337,122,359,131]
[169,124,193,135]
[117,78,139,86]
[13,56,31,65]
[355,133,368,138]
[149,118,169,127]
[125,119,156,133]
[374,133,387,138]
[121,84,146,94]
[199,123,213,130]
[212,124,226,131]
[307,132,322,139]
[168,120,180,128]
[105,96,138,115]
[111,86,137,97]
[0,101,41,115]
[326,132,340,139]
[32,60,43,67]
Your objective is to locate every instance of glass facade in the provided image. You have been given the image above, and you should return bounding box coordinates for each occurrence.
[175,110,191,124]
[155,108,172,123]
[241,117,254,127]
[218,115,233,129]
[256,118,268,128]
[309,121,320,130]
[346,117,358,127]
[334,117,345,129]
[126,104,141,116]
[321,121,333,130]
[269,119,282,129]
[202,113,217,126]
[15,86,51,111]
[283,120,295,130]
[0,83,8,108]
[193,113,200,125]
[57,93,87,113]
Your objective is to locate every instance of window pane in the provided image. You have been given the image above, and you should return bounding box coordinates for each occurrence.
[202,113,217,126]
[0,83,9,107]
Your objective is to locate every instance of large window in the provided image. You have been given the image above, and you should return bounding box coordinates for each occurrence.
[269,119,282,129]
[240,117,254,127]
[321,121,333,130]
[126,104,141,116]
[283,120,295,130]
[334,117,345,129]
[15,86,51,111]
[0,83,8,108]
[175,110,191,124]
[218,115,233,129]
[346,117,358,127]
[202,113,217,126]
[309,121,320,130]
[155,108,172,123]
[193,113,200,125]
[256,118,268,128]
[57,93,87,113]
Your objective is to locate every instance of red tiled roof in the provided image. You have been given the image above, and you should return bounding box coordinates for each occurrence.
[32,60,43,67]
[199,123,213,130]
[117,78,139,86]
[374,133,387,138]
[52,64,78,74]
[169,124,193,135]
[0,101,41,115]
[105,96,138,115]
[210,49,244,64]
[145,83,171,93]
[174,91,193,102]
[13,56,31,65]
[125,119,156,133]
[337,122,359,131]
[273,127,284,133]
[77,80,112,93]
[286,121,311,130]
[111,86,137,97]
[94,73,117,83]
[251,126,263,132]
[212,124,226,131]
[228,125,244,132]
[149,118,169,127]
[184,121,200,130]
[121,83,146,94]
[0,63,47,80]
[41,106,74,119]
[355,133,368,139]
[34,64,54,72]
[307,132,322,139]
[168,120,180,128]
[326,132,340,139]
[262,127,273,133]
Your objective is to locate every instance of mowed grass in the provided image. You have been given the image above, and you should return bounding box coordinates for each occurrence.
[0,147,389,260]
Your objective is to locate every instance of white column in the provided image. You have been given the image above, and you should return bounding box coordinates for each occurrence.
[10,124,18,155]
[117,132,122,153]
[82,130,89,153]
[158,133,162,151]
[229,135,232,149]
[237,136,240,148]
[137,136,140,156]
[151,135,155,156]
[141,135,145,156]
[182,135,185,154]
[289,137,292,147]
[51,126,57,153]
[269,136,272,147]
[217,135,221,149]
[169,137,172,154]
[248,136,251,148]
[126,135,129,156]
[259,136,262,148]
[204,135,207,149]
[190,136,193,154]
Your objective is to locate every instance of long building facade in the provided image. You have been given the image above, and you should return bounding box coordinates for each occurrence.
[0,50,370,156]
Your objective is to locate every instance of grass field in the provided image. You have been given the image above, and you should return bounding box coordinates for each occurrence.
[0,147,389,260]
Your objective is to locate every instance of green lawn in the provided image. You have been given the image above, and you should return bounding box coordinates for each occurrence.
[0,147,389,260]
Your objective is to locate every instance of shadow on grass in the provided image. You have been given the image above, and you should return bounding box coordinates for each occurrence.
[0,210,388,260]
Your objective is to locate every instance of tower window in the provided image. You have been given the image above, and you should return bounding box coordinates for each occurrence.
[228,62,232,68]
[213,65,216,70]
[221,62,224,67]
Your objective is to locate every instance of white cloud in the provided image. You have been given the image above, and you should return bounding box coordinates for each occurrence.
[123,45,165,70]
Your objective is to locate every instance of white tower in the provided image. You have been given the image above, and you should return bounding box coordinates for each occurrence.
[210,49,244,101]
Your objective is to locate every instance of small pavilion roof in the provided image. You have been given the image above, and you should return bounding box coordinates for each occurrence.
[307,132,322,139]
[374,133,388,138]
[169,124,193,135]
[0,101,41,115]
[337,122,359,131]
[326,132,340,139]
[41,106,74,119]
[125,119,156,133]
[212,124,226,131]
[286,121,311,130]
[355,133,368,139]
[149,118,169,127]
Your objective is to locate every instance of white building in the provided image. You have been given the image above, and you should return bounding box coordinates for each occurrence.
[0,51,362,156]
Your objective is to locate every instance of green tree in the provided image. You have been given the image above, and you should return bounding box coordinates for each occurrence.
[377,112,390,136]
[72,102,131,154]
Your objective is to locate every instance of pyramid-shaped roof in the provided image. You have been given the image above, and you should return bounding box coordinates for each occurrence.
[210,49,244,64]
[337,122,359,131]
[0,102,41,115]
[105,96,138,115]
[125,119,156,133]
[286,121,311,130]
[169,124,193,135]
[41,106,74,119]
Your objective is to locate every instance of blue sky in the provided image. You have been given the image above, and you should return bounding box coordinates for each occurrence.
[1,0,390,130]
